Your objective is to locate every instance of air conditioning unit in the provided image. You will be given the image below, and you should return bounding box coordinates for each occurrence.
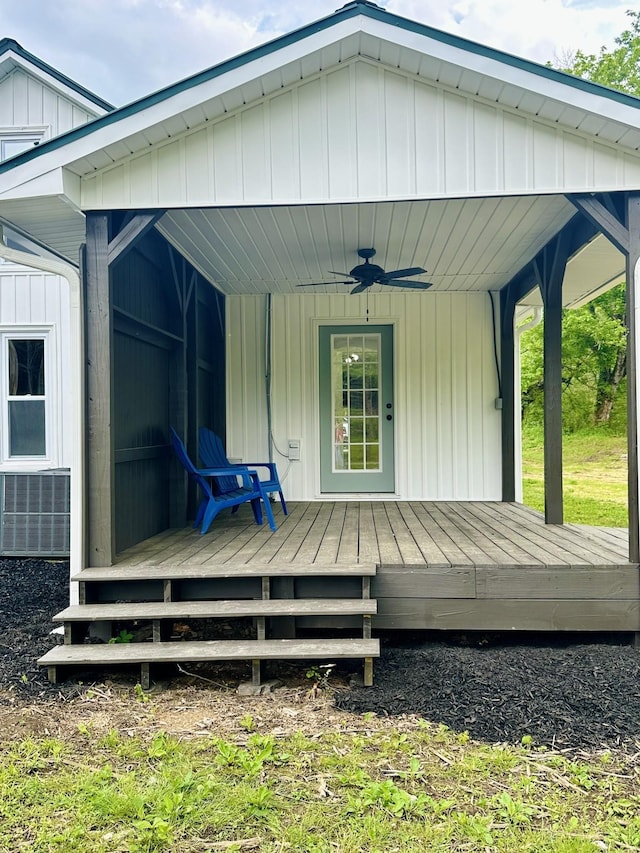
[0,471,70,557]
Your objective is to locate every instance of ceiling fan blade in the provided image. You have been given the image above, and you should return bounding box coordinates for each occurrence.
[385,267,427,279]
[296,280,353,287]
[328,270,351,277]
[351,281,372,295]
[383,280,433,290]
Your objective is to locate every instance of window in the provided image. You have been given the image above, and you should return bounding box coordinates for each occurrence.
[1,331,54,463]
[0,131,44,161]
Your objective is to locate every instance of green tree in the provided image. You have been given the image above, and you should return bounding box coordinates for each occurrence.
[521,13,640,428]
[564,12,640,93]
[521,284,627,431]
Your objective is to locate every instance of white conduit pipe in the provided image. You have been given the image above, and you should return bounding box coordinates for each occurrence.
[0,239,84,604]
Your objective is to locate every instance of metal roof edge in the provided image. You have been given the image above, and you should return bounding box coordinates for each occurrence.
[0,37,115,113]
[1,1,640,177]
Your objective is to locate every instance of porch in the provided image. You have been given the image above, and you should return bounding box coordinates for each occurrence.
[90,500,638,632]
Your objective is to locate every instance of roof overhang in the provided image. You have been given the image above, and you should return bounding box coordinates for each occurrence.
[0,3,633,306]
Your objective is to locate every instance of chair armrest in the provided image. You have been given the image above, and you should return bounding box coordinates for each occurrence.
[240,462,279,478]
[199,467,258,478]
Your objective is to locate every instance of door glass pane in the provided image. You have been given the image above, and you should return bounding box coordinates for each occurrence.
[331,333,381,472]
[9,400,46,455]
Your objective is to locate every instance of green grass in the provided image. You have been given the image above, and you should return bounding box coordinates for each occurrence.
[522,426,628,527]
[3,719,640,852]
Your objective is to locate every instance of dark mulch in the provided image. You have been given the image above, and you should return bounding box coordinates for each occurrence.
[2,557,640,749]
[335,634,640,750]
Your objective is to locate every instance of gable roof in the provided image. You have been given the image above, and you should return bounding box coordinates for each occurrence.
[0,37,114,115]
[1,0,640,181]
[0,1,633,308]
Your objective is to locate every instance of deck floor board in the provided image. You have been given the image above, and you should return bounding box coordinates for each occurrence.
[114,501,632,572]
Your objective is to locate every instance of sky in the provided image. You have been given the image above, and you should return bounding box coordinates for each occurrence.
[0,0,635,107]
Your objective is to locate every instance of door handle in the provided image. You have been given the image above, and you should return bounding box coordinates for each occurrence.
[386,414,392,421]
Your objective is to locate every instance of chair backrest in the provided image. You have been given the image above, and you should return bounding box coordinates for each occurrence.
[170,427,213,497]
[198,427,240,495]
[199,427,228,467]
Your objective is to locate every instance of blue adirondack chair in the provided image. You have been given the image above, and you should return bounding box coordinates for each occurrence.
[198,427,288,515]
[170,428,277,534]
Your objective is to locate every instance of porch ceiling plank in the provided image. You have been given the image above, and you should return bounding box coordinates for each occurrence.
[446,501,546,566]
[501,211,600,307]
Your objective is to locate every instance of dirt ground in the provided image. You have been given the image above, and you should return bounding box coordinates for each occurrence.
[2,558,640,751]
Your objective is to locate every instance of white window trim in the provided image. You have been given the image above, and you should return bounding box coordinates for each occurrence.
[0,325,59,470]
[0,126,48,161]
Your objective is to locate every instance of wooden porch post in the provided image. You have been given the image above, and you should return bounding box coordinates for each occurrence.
[84,212,115,566]
[626,195,640,562]
[567,193,637,561]
[500,287,516,501]
[536,236,570,525]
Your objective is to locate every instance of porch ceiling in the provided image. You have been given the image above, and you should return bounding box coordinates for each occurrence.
[156,194,623,306]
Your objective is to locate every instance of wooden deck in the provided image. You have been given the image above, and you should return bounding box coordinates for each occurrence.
[109,501,639,633]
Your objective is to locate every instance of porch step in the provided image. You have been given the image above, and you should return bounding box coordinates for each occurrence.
[44,560,379,687]
[72,563,377,581]
[55,599,377,622]
[38,638,380,690]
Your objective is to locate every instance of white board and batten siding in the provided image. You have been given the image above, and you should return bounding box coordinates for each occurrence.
[226,292,501,501]
[0,66,98,140]
[0,261,71,470]
[83,57,640,211]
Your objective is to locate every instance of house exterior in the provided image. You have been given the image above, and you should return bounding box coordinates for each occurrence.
[0,38,112,556]
[1,1,640,682]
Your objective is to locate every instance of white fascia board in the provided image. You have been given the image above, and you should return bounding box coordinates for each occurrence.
[359,17,640,130]
[0,20,362,197]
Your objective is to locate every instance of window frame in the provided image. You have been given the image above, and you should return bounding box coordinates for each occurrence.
[0,326,58,468]
[0,126,47,161]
